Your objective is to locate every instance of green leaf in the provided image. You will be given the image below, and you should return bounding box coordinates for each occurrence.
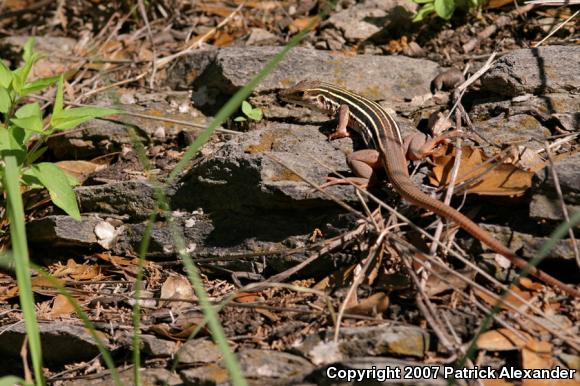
[11,102,43,132]
[247,107,263,121]
[31,162,81,220]
[0,87,11,113]
[233,116,247,122]
[22,38,36,64]
[21,75,59,96]
[51,106,120,130]
[0,61,12,89]
[413,0,435,4]
[434,0,456,19]
[413,3,435,21]
[240,101,252,117]
[0,375,26,386]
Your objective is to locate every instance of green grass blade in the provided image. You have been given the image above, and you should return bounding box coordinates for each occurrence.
[167,19,319,185]
[2,155,44,385]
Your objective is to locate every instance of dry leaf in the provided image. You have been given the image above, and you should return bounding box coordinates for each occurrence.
[474,286,532,310]
[487,0,515,8]
[234,292,263,303]
[430,145,535,197]
[344,292,389,316]
[289,16,320,32]
[476,328,531,350]
[50,294,76,317]
[160,274,194,311]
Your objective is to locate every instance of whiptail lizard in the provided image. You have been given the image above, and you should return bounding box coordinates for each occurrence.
[279,80,579,298]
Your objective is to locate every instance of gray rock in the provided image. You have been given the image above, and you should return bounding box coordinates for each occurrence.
[471,93,580,128]
[172,123,360,246]
[529,152,580,226]
[27,215,120,250]
[1,35,77,54]
[47,100,209,160]
[475,114,550,150]
[0,322,107,367]
[529,194,579,227]
[534,152,580,205]
[480,223,577,261]
[76,181,158,220]
[140,334,177,357]
[181,349,313,385]
[296,324,430,362]
[245,28,280,46]
[326,0,416,42]
[61,367,181,386]
[177,338,223,364]
[168,46,440,109]
[481,46,580,96]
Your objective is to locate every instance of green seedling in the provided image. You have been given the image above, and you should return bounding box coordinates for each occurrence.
[234,100,263,122]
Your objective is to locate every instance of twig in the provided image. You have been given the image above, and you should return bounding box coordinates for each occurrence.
[155,2,245,69]
[533,10,579,47]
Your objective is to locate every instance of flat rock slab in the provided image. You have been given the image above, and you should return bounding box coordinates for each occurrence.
[169,46,440,108]
[482,46,580,96]
[0,322,106,367]
[27,215,121,250]
[180,349,314,385]
[172,123,360,245]
[76,180,158,220]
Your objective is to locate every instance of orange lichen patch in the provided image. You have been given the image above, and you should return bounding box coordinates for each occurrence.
[269,168,301,182]
[244,132,276,154]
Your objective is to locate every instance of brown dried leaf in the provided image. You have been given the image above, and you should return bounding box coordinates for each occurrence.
[487,0,515,8]
[160,274,195,310]
[475,285,533,311]
[344,292,389,317]
[289,16,320,33]
[50,294,76,317]
[430,145,534,197]
[476,328,531,351]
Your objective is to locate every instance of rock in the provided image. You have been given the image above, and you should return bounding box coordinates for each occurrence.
[325,0,416,42]
[116,213,214,258]
[471,93,580,126]
[480,223,577,261]
[27,215,121,250]
[172,123,359,246]
[296,324,430,362]
[61,367,181,386]
[47,100,209,160]
[475,114,550,151]
[181,349,314,385]
[168,46,440,111]
[529,194,580,227]
[140,334,177,357]
[0,322,107,367]
[534,152,580,205]
[481,46,580,96]
[176,338,223,364]
[245,28,280,46]
[76,181,158,220]
[529,152,580,226]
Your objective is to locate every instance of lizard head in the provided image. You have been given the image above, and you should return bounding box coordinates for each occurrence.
[278,80,339,114]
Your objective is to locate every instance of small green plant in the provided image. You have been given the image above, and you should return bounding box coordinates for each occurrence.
[234,100,263,122]
[412,0,485,21]
[0,38,119,219]
[0,38,120,385]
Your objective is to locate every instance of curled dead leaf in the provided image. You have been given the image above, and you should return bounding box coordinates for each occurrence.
[430,145,535,197]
